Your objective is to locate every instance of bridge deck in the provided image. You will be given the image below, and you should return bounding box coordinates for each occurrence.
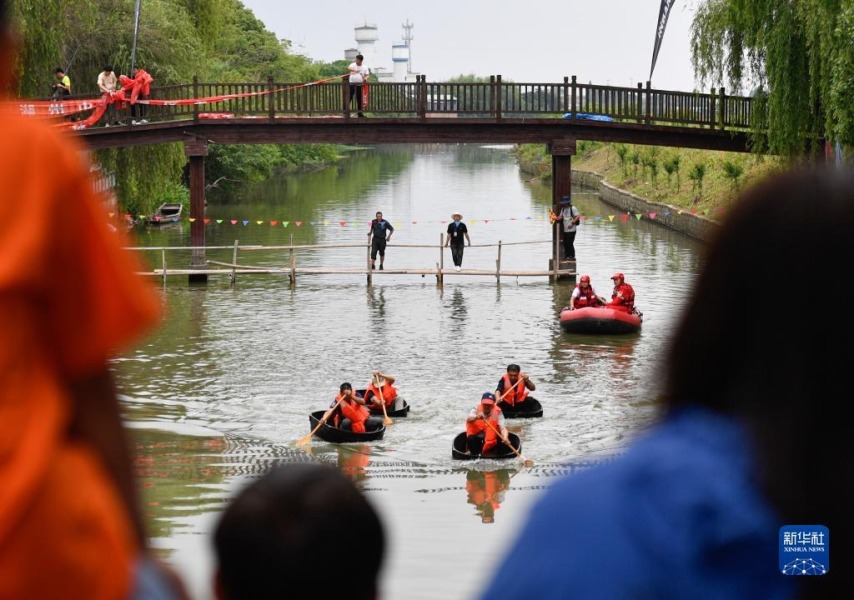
[23,75,754,152]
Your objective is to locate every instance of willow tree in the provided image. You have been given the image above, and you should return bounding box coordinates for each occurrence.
[11,0,343,213]
[690,0,854,158]
[10,0,204,216]
[11,0,70,95]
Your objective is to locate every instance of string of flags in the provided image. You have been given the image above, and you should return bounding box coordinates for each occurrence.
[111,207,727,227]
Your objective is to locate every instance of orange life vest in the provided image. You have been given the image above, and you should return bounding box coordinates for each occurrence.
[499,373,529,406]
[365,381,397,406]
[330,393,346,427]
[465,405,503,446]
[339,396,369,433]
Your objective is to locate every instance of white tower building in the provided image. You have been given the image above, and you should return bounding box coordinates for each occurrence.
[354,23,379,68]
[392,19,418,82]
[345,20,417,83]
[392,42,409,82]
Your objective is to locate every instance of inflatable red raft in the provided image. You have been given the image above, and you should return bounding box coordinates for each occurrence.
[559,306,642,334]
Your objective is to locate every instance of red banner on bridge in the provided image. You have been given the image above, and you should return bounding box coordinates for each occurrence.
[0,73,349,129]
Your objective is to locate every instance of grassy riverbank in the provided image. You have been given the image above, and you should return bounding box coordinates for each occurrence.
[519,143,789,220]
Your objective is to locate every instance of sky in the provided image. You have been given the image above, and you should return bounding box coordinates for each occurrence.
[239,0,705,92]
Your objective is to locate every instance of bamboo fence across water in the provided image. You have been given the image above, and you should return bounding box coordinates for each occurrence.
[126,234,577,285]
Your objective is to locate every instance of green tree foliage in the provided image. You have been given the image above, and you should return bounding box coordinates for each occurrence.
[11,0,340,215]
[615,144,629,174]
[629,151,641,177]
[663,154,682,190]
[721,159,744,193]
[97,142,188,218]
[317,59,351,80]
[688,162,707,198]
[184,0,226,51]
[12,0,71,95]
[204,143,340,202]
[205,144,282,200]
[204,0,320,82]
[641,148,659,184]
[831,5,854,147]
[447,74,491,83]
[690,0,854,157]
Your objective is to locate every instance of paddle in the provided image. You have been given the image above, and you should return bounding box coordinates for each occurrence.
[484,418,534,467]
[373,373,393,426]
[297,396,344,447]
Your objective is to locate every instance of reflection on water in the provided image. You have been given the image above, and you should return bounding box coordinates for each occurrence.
[366,285,386,320]
[447,287,468,323]
[334,445,372,482]
[465,468,514,524]
[117,144,706,600]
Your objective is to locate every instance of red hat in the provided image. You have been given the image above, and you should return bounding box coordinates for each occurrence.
[580,275,591,283]
[611,272,624,280]
[481,392,496,405]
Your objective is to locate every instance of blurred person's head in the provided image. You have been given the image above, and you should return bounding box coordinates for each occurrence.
[659,165,854,594]
[214,462,385,600]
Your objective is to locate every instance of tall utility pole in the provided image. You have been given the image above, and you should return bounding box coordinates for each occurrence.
[402,19,414,73]
[130,0,142,72]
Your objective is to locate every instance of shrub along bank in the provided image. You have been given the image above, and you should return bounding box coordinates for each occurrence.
[517,142,789,239]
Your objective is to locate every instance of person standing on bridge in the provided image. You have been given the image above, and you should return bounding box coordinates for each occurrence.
[130,65,153,125]
[347,53,370,117]
[446,211,471,271]
[556,195,580,261]
[97,65,119,126]
[368,211,394,270]
[52,67,71,98]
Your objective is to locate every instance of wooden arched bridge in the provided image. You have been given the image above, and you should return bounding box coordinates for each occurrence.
[36,75,757,279]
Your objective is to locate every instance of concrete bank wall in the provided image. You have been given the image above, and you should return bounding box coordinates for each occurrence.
[572,169,720,243]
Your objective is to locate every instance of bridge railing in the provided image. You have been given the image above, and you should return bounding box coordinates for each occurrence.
[47,76,754,130]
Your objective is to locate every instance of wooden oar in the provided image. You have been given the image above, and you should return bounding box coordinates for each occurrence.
[297,397,343,446]
[484,419,533,467]
[373,375,393,426]
[497,385,516,403]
